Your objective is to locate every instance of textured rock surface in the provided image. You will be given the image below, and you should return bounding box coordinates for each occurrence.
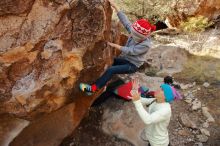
[0,115,29,146]
[195,0,220,19]
[196,134,209,143]
[154,29,220,59]
[146,44,188,75]
[10,103,77,146]
[191,99,202,111]
[0,0,116,145]
[179,113,198,129]
[102,99,148,146]
[166,0,220,28]
[9,93,102,146]
[0,0,114,117]
[202,107,215,122]
[0,0,35,16]
[9,87,104,146]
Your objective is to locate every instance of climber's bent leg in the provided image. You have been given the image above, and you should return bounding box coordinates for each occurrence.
[95,63,138,89]
[112,58,131,66]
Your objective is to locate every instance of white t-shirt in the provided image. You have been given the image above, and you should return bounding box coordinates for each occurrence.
[133,98,171,146]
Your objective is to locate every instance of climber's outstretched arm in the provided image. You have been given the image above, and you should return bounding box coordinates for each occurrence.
[108,0,119,13]
[108,0,132,33]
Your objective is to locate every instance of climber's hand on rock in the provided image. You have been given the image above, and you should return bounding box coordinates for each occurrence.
[107,42,122,50]
[107,42,117,47]
[108,0,119,12]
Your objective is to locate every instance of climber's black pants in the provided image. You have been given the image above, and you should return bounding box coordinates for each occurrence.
[95,58,138,88]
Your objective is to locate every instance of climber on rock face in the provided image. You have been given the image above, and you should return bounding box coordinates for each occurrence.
[79,0,156,94]
[131,78,173,146]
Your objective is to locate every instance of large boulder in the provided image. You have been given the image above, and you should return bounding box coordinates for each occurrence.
[102,99,148,146]
[146,44,188,75]
[9,88,102,146]
[165,0,220,28]
[0,0,117,145]
[0,0,115,117]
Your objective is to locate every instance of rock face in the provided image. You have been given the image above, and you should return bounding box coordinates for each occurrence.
[166,0,220,28]
[102,100,148,146]
[9,103,77,146]
[0,0,35,16]
[0,0,117,145]
[195,0,220,19]
[0,115,29,146]
[0,0,115,117]
[154,29,220,59]
[146,44,188,75]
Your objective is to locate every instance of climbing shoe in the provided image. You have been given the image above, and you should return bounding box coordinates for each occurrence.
[79,83,96,95]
